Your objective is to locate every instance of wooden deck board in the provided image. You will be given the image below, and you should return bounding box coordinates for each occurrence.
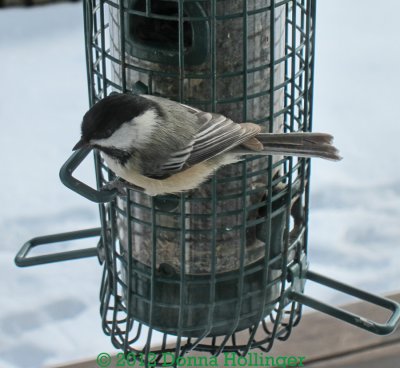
[50,292,400,368]
[266,292,400,361]
[307,341,400,368]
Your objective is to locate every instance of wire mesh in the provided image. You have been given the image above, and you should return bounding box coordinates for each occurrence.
[83,0,316,363]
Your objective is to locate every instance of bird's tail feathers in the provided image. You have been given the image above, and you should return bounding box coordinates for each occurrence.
[248,132,341,161]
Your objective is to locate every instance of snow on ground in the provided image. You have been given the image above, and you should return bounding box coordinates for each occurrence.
[0,4,112,368]
[0,1,399,367]
[308,0,400,303]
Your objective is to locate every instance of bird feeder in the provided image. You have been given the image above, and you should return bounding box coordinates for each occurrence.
[15,0,400,365]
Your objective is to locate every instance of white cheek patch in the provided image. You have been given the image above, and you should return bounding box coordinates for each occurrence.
[92,109,159,150]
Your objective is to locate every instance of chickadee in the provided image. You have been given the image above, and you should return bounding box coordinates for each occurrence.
[73,93,341,196]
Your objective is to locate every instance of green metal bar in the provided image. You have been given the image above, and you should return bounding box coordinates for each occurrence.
[83,0,94,105]
[91,0,103,101]
[99,0,108,96]
[118,0,127,92]
[210,0,216,113]
[175,192,186,359]
[278,0,297,341]
[108,178,121,347]
[175,2,185,359]
[216,166,249,355]
[91,39,298,80]
[175,0,188,359]
[178,0,184,103]
[119,2,274,20]
[15,228,101,267]
[279,2,297,337]
[242,0,248,122]
[290,270,400,335]
[88,0,116,342]
[303,0,317,259]
[298,0,310,223]
[144,197,157,365]
[123,190,133,352]
[207,176,218,335]
[256,0,281,353]
[59,147,118,203]
[260,0,284,352]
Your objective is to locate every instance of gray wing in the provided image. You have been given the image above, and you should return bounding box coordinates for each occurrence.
[160,108,261,175]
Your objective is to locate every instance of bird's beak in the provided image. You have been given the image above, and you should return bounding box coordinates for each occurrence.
[72,138,89,151]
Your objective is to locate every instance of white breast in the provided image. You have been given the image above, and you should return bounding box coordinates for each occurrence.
[103,152,239,196]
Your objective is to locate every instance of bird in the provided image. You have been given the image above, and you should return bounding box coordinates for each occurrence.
[73,93,341,196]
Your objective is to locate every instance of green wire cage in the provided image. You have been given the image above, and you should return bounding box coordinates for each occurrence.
[15,0,400,366]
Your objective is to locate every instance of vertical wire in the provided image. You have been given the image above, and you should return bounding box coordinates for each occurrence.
[123,191,133,353]
[83,0,94,105]
[108,224,118,345]
[210,0,217,113]
[90,0,106,204]
[215,0,249,354]
[184,2,218,352]
[99,255,109,330]
[175,0,185,359]
[144,199,157,366]
[99,0,108,97]
[268,0,276,135]
[289,0,309,328]
[283,0,290,126]
[240,0,255,355]
[208,174,218,335]
[303,0,317,256]
[119,0,131,348]
[253,0,280,352]
[89,0,115,340]
[178,0,185,103]
[92,0,103,100]
[238,0,249,332]
[245,0,278,351]
[278,0,298,337]
[118,0,130,350]
[211,0,217,346]
[90,0,108,241]
[109,198,121,344]
[299,0,307,202]
[99,0,120,344]
[308,0,316,133]
[118,0,127,92]
[298,0,305,131]
[148,72,153,94]
[261,0,282,351]
[289,0,298,134]
[175,192,186,360]
[242,0,248,122]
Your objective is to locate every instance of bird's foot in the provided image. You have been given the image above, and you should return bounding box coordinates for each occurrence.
[101,178,127,196]
[101,178,143,196]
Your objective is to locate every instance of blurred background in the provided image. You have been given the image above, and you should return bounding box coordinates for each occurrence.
[0,0,399,367]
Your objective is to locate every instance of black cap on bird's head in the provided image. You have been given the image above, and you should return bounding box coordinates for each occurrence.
[73,92,160,151]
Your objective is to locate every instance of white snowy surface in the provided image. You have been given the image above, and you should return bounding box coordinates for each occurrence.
[0,1,399,367]
[0,4,111,368]
[308,0,400,302]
